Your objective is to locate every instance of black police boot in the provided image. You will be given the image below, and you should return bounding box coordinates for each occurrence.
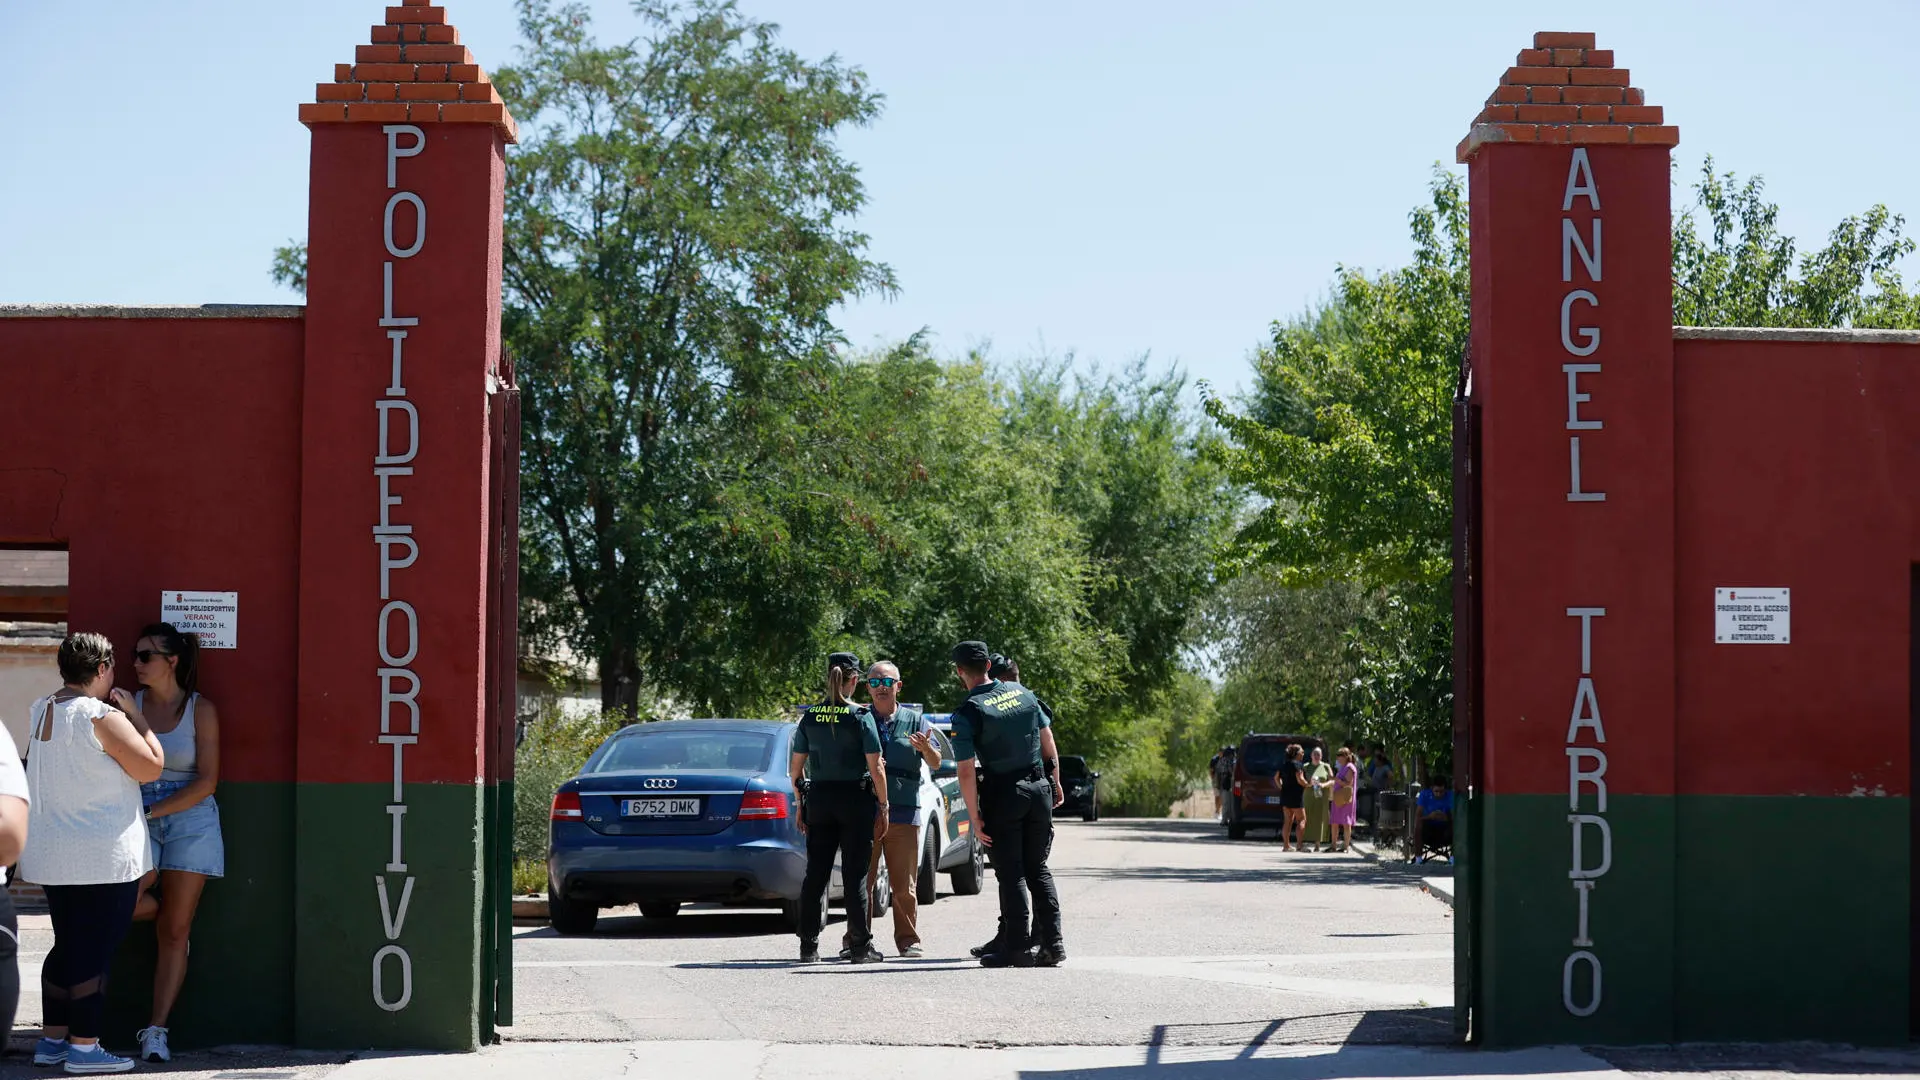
[969,937,999,959]
[848,942,886,964]
[799,942,820,964]
[978,949,1036,968]
[1034,944,1067,967]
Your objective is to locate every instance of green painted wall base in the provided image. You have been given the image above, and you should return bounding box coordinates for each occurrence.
[103,782,295,1049]
[294,782,485,1051]
[1473,792,1908,1046]
[99,780,493,1052]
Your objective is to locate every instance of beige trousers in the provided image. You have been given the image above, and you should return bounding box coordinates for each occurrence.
[866,821,921,952]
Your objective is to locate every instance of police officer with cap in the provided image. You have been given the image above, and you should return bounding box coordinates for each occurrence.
[950,641,1065,967]
[969,652,1051,959]
[791,651,889,964]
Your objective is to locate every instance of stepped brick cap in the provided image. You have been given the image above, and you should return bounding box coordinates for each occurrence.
[1457,32,1675,162]
[299,0,518,144]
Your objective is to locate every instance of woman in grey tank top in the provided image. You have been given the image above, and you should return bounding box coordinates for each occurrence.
[124,623,224,1065]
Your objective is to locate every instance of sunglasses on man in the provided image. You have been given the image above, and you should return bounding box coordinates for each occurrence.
[866,677,898,688]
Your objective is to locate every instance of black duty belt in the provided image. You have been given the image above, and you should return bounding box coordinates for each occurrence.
[983,766,1047,785]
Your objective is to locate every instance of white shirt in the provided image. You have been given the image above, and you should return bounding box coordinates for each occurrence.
[0,725,27,886]
[20,694,152,886]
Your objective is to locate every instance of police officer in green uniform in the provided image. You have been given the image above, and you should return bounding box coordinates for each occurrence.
[791,651,889,964]
[970,653,1054,959]
[949,641,1066,967]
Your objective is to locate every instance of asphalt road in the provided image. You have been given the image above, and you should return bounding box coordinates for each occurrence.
[503,816,1458,1047]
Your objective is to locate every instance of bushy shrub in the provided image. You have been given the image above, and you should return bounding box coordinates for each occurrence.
[512,706,628,893]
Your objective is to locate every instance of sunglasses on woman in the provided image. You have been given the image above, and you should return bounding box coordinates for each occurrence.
[866,677,898,688]
[134,649,173,664]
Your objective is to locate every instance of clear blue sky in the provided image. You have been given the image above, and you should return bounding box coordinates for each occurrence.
[2,1,1915,394]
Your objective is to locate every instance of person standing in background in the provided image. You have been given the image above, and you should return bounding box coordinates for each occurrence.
[1275,744,1307,852]
[1302,746,1333,853]
[23,631,163,1074]
[1328,747,1358,853]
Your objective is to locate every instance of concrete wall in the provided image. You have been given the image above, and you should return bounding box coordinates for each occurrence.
[0,632,59,751]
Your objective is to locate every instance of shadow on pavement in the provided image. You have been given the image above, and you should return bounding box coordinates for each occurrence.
[1053,862,1431,890]
[1591,1045,1920,1075]
[517,908,809,941]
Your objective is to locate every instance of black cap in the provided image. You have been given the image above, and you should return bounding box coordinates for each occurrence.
[951,640,991,666]
[828,651,863,672]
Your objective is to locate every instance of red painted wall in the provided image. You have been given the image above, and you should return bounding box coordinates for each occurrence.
[1470,144,1677,798]
[0,314,304,784]
[296,122,504,787]
[1674,334,1918,797]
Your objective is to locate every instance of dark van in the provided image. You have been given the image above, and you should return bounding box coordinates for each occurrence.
[1224,733,1325,840]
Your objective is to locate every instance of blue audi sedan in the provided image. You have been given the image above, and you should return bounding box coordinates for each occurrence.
[545,718,889,935]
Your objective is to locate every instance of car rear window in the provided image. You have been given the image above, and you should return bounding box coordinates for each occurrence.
[1239,741,1289,774]
[1058,757,1089,778]
[592,729,775,773]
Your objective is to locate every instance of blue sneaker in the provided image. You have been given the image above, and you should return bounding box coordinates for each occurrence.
[32,1038,68,1066]
[60,1043,135,1074]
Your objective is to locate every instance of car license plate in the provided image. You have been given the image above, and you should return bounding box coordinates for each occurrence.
[1266,796,1283,805]
[622,797,701,818]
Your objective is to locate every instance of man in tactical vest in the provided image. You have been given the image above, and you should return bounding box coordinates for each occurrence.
[950,641,1065,967]
[856,660,941,956]
[792,651,889,964]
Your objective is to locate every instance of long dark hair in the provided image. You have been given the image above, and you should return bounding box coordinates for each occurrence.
[139,621,200,697]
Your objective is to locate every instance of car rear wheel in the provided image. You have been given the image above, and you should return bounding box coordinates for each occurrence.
[779,899,802,932]
[950,837,986,895]
[639,901,679,920]
[548,885,599,935]
[1226,804,1246,840]
[1083,795,1098,823]
[917,830,939,905]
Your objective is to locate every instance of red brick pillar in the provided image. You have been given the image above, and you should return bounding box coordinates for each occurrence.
[1458,34,1680,1044]
[294,0,516,1050]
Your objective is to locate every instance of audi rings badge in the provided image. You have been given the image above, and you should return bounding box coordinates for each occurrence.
[643,778,677,790]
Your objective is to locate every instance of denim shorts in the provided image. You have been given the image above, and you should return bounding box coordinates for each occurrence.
[141,780,225,878]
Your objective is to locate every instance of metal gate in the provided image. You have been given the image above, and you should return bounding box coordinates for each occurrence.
[480,358,522,1036]
[1451,347,1483,1041]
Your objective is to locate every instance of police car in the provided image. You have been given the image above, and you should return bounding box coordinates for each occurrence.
[920,722,987,899]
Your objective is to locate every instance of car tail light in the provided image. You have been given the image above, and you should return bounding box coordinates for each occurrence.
[551,790,583,821]
[1232,781,1242,796]
[738,791,788,819]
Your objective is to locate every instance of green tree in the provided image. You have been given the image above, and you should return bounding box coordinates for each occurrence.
[1673,157,1920,329]
[1205,161,1920,776]
[497,0,898,715]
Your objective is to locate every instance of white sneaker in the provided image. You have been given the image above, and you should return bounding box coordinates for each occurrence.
[136,1026,171,1063]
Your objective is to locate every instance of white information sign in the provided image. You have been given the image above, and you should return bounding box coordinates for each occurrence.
[160,591,239,650]
[1714,587,1789,645]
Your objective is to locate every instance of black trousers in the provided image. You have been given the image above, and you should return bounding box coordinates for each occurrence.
[984,777,1062,952]
[43,880,139,1039]
[798,782,877,949]
[0,889,17,1045]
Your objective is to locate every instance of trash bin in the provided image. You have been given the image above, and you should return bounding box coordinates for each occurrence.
[1375,789,1409,847]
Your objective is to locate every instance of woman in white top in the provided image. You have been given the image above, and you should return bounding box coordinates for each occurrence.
[125,622,222,1064]
[21,631,163,1075]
